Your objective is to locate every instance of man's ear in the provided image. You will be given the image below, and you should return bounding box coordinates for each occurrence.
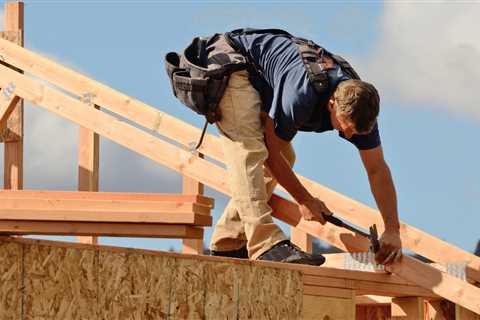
[328,98,335,112]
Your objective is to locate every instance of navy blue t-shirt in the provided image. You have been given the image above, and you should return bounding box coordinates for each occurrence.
[230,32,381,150]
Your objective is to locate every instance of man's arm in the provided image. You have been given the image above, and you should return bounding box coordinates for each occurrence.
[359,146,402,265]
[263,114,331,223]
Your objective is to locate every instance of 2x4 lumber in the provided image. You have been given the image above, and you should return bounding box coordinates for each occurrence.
[303,285,355,299]
[0,209,212,225]
[78,102,100,244]
[0,36,478,284]
[356,295,392,305]
[3,2,23,192]
[303,275,435,298]
[0,198,211,214]
[391,297,425,319]
[0,220,203,238]
[0,189,214,207]
[387,255,480,315]
[2,61,480,313]
[182,150,205,255]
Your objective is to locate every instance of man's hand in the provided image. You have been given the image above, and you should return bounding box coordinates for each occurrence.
[299,197,333,225]
[375,230,402,265]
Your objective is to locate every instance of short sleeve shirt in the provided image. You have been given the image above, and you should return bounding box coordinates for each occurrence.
[230,32,381,150]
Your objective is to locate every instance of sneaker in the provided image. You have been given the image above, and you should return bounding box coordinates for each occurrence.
[257,240,325,266]
[210,246,249,259]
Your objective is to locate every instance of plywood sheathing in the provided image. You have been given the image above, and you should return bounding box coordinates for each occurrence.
[23,243,97,319]
[0,237,303,319]
[0,241,22,320]
[98,251,173,319]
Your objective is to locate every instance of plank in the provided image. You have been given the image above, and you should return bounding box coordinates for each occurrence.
[0,189,214,207]
[0,220,204,238]
[303,285,355,299]
[0,209,212,225]
[2,2,24,192]
[391,297,425,319]
[387,255,480,315]
[1,36,478,283]
[78,101,100,244]
[303,295,355,319]
[0,197,211,214]
[182,150,205,255]
[303,275,435,297]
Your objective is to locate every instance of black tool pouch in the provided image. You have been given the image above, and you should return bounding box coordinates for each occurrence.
[165,34,247,149]
[165,50,222,123]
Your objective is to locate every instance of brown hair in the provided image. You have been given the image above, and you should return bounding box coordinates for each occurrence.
[333,79,380,133]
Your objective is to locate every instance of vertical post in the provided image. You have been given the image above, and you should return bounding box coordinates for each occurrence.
[77,103,99,244]
[3,2,24,190]
[291,227,313,253]
[391,297,425,319]
[182,151,205,254]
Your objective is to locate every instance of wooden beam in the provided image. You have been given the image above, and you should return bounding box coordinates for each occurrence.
[0,189,214,207]
[0,209,212,225]
[3,2,24,191]
[182,150,206,255]
[0,35,479,283]
[0,197,211,214]
[356,295,392,305]
[78,102,100,244]
[387,255,480,315]
[391,297,425,319]
[0,220,204,238]
[303,275,435,298]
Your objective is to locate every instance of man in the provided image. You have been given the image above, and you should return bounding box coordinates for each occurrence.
[203,29,402,266]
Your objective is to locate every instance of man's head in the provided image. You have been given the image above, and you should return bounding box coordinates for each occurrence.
[328,79,380,139]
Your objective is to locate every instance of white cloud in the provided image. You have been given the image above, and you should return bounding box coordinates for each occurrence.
[361,2,480,119]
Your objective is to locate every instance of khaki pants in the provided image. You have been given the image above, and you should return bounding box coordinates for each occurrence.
[209,70,295,259]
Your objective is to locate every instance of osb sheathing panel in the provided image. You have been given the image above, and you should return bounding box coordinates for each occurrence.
[23,243,97,319]
[237,264,303,320]
[98,251,174,319]
[0,238,304,319]
[0,241,22,320]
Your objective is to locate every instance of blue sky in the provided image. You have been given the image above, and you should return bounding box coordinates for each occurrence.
[3,1,479,254]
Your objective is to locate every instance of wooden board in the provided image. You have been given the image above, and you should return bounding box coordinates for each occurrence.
[303,295,355,320]
[391,297,425,319]
[0,197,211,215]
[0,190,214,208]
[0,209,212,225]
[0,220,204,238]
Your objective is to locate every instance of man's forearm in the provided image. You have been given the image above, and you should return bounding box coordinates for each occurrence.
[266,151,312,204]
[368,165,400,232]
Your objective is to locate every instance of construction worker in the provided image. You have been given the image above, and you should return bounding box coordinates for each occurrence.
[167,28,402,266]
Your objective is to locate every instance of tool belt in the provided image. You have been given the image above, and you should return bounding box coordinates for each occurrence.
[165,29,360,149]
[165,34,247,149]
